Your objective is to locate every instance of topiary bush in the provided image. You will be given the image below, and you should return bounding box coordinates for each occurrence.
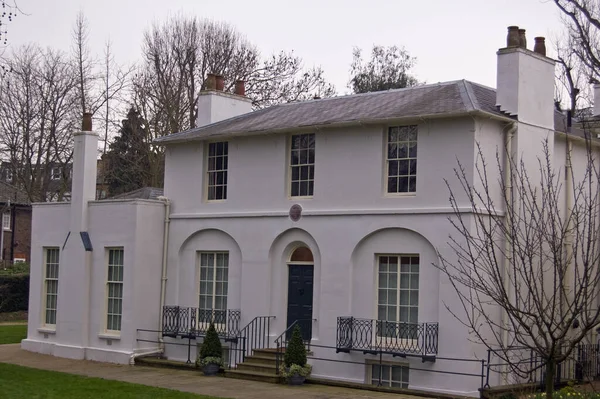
[284,325,307,367]
[198,323,222,364]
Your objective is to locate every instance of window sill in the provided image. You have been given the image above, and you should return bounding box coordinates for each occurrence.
[383,192,416,198]
[289,196,314,200]
[37,327,56,334]
[98,332,121,340]
[205,199,227,204]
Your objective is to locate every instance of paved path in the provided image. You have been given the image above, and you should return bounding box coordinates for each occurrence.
[0,344,422,399]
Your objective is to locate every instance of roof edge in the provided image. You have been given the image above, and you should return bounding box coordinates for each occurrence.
[156,109,514,145]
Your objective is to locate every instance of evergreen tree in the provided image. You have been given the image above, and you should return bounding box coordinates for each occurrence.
[200,323,223,360]
[104,108,159,196]
[283,325,307,367]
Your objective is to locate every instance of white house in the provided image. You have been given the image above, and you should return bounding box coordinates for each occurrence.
[22,26,591,397]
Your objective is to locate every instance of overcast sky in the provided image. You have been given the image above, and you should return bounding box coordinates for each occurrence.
[7,0,564,94]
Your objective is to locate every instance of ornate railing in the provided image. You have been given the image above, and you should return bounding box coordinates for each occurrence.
[336,316,438,357]
[161,306,241,340]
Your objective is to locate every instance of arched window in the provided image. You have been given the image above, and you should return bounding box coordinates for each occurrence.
[289,246,314,263]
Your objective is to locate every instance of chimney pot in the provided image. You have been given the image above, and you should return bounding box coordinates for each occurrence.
[518,29,527,49]
[215,75,225,91]
[205,73,217,91]
[506,26,520,47]
[82,112,92,131]
[234,80,246,96]
[533,37,547,56]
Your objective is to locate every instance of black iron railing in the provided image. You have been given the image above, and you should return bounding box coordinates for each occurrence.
[274,319,314,374]
[230,315,275,367]
[336,316,438,357]
[483,344,600,389]
[161,306,241,340]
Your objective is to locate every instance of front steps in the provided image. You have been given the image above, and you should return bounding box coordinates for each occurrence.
[225,348,282,383]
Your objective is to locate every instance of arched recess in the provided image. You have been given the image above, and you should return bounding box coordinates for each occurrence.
[177,229,243,312]
[350,227,440,324]
[268,228,321,340]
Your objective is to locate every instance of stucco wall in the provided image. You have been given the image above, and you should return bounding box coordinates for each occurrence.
[23,199,165,364]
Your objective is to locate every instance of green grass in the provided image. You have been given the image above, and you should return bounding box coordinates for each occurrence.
[0,363,228,398]
[0,324,27,344]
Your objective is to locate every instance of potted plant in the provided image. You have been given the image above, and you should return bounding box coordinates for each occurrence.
[280,325,312,385]
[196,323,223,376]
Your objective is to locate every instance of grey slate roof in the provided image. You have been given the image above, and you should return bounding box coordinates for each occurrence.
[0,181,30,205]
[108,187,164,201]
[156,80,507,144]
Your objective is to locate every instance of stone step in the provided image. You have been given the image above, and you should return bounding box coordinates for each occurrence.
[243,355,278,366]
[252,348,284,359]
[236,361,278,374]
[225,369,281,384]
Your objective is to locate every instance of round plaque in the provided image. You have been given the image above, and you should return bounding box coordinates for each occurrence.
[289,204,303,222]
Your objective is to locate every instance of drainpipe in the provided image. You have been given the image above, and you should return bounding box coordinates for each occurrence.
[564,136,573,335]
[157,196,171,351]
[502,122,517,382]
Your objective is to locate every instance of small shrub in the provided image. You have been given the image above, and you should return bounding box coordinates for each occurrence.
[284,325,307,367]
[0,274,29,313]
[279,363,312,378]
[198,323,222,365]
[498,393,517,399]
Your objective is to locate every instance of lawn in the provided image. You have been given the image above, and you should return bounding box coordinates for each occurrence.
[0,324,27,344]
[0,363,228,399]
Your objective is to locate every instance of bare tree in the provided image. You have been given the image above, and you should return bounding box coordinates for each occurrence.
[554,1,600,83]
[0,45,78,202]
[437,136,600,397]
[555,34,592,114]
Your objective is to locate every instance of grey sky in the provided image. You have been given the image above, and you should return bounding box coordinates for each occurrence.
[9,0,563,94]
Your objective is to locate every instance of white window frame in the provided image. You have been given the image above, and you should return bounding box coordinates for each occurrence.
[366,360,409,389]
[205,141,228,202]
[288,133,315,198]
[51,167,62,181]
[197,251,229,329]
[384,125,417,195]
[105,247,124,333]
[375,254,419,346]
[2,212,10,231]
[42,247,60,328]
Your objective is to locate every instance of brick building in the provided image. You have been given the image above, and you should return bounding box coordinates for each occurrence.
[0,181,31,263]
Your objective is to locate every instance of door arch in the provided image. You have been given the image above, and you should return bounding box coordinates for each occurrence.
[286,245,314,340]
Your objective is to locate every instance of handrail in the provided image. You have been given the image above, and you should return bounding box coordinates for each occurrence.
[230,315,275,367]
[275,318,315,374]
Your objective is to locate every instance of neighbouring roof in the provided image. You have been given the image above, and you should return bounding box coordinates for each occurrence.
[0,181,30,205]
[108,187,164,201]
[156,80,508,144]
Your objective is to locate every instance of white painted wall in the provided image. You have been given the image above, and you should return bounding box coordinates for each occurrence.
[23,199,165,364]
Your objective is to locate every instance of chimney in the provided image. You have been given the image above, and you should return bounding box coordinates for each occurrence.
[533,37,547,56]
[215,75,224,91]
[205,73,217,91]
[496,26,555,129]
[71,112,98,232]
[518,29,527,49]
[234,80,246,96]
[196,77,252,128]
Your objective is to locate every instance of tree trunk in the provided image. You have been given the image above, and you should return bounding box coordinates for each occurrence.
[545,358,555,399]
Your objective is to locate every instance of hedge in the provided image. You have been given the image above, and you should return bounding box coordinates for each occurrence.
[0,274,29,313]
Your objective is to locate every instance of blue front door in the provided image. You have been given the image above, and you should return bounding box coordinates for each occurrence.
[286,264,314,341]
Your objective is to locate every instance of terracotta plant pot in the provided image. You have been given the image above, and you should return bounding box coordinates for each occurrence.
[288,373,306,385]
[203,363,220,376]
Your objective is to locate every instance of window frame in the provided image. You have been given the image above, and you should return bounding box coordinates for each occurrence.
[197,251,229,328]
[205,141,229,202]
[375,254,420,345]
[366,360,409,389]
[2,212,10,231]
[383,125,418,196]
[288,133,316,199]
[42,247,60,329]
[5,168,12,182]
[50,166,62,181]
[105,247,124,334]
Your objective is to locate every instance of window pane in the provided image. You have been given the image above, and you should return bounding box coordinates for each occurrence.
[290,134,315,197]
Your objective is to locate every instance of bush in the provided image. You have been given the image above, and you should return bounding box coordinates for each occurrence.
[0,274,29,313]
[198,323,222,362]
[284,325,307,368]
